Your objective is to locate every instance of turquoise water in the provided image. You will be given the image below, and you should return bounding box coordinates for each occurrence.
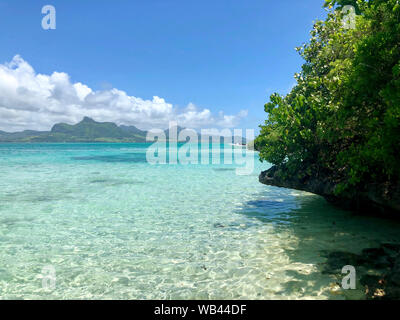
[1,143,400,299]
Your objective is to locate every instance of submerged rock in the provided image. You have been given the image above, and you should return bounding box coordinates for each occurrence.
[322,243,400,300]
[321,251,360,274]
[387,256,400,286]
[364,248,393,269]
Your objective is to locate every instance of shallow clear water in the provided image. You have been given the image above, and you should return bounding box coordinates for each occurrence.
[1,143,400,300]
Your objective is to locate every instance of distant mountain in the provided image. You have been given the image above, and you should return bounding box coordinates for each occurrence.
[163,126,247,144]
[0,117,247,143]
[48,116,148,142]
[163,125,187,141]
[0,117,147,142]
[119,125,147,136]
[0,130,48,141]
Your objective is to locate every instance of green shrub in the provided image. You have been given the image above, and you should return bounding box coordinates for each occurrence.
[255,0,400,194]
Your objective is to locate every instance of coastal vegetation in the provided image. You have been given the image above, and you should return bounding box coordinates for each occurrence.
[256,0,400,212]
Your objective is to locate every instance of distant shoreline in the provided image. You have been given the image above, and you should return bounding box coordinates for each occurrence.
[0,117,248,144]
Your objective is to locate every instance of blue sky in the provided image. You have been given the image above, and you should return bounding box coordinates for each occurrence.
[0,0,327,132]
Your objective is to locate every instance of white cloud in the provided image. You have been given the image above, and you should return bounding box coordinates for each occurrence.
[0,55,248,132]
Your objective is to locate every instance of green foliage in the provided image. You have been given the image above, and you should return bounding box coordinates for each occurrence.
[323,0,363,14]
[255,0,400,195]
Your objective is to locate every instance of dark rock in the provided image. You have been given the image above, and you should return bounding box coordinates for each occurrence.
[321,251,360,274]
[381,243,400,256]
[360,275,386,299]
[358,248,393,269]
[360,274,383,288]
[259,165,400,215]
[386,256,400,286]
[259,165,336,199]
[384,286,400,300]
[388,273,400,286]
[321,244,400,300]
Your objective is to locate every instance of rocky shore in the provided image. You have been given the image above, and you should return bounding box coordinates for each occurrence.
[259,165,400,299]
[259,165,400,216]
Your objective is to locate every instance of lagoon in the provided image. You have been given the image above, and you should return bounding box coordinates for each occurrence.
[0,143,400,299]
